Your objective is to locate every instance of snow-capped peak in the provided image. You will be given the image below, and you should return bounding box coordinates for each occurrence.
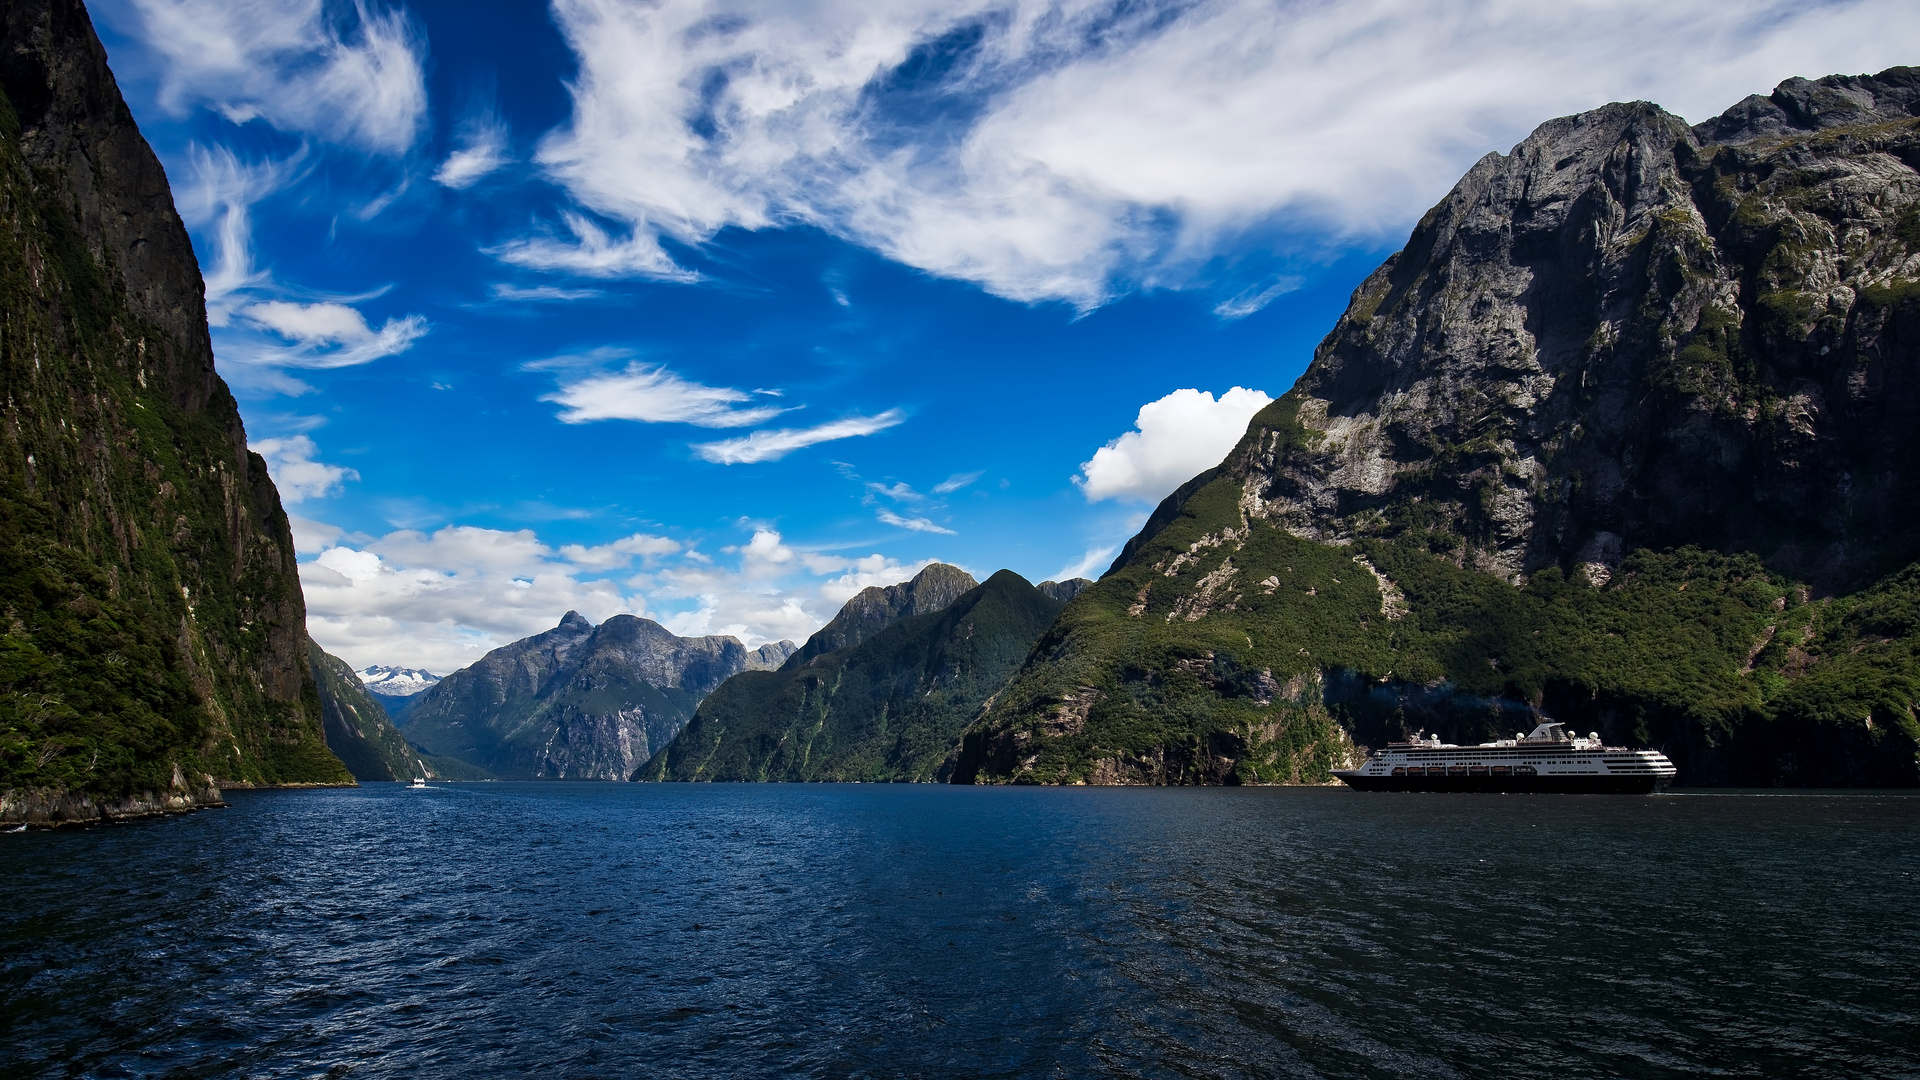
[356,665,441,697]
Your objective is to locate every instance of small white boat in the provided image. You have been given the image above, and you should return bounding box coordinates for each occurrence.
[410,776,427,788]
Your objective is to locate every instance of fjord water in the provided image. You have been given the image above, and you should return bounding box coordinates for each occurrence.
[4,787,1915,1079]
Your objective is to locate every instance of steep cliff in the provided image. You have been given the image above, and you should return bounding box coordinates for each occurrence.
[953,69,1920,787]
[308,638,427,782]
[398,611,797,779]
[0,0,348,822]
[644,568,1064,782]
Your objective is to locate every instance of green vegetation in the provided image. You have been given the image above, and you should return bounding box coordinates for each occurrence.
[0,63,347,812]
[307,639,427,782]
[645,571,1066,782]
[955,470,1920,786]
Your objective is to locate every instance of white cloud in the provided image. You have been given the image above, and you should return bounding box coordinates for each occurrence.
[932,471,983,494]
[251,434,359,502]
[1213,277,1303,319]
[237,301,428,369]
[435,112,512,188]
[298,522,942,672]
[877,510,956,535]
[522,0,1920,306]
[692,410,907,464]
[122,0,426,153]
[544,363,789,427]
[490,283,602,302]
[559,532,682,570]
[1078,386,1271,503]
[1053,544,1118,582]
[490,212,698,281]
[176,144,294,324]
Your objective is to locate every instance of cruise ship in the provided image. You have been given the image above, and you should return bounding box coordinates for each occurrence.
[1334,721,1677,794]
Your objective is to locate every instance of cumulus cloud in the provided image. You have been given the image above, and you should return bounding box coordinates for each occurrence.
[298,521,943,672]
[237,301,428,369]
[435,111,512,188]
[692,410,907,464]
[519,0,1919,306]
[251,434,359,502]
[1078,386,1271,503]
[123,0,426,152]
[544,363,789,427]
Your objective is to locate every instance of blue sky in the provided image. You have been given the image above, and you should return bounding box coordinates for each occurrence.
[88,0,1916,672]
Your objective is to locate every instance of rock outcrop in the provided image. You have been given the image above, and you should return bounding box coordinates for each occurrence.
[397,611,796,779]
[644,569,1066,782]
[953,68,1920,787]
[0,0,349,822]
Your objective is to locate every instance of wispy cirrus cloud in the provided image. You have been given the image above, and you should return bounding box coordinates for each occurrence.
[435,109,512,189]
[543,362,789,427]
[237,301,429,369]
[876,509,956,535]
[120,0,427,153]
[490,212,697,281]
[518,0,1920,309]
[692,410,907,465]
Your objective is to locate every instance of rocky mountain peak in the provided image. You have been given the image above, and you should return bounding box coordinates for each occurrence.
[1219,65,1920,589]
[558,610,593,631]
[785,562,980,667]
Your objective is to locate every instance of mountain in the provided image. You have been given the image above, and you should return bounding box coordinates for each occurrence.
[356,664,440,724]
[642,566,1065,782]
[310,640,429,782]
[950,69,1920,788]
[397,611,798,779]
[358,665,441,697]
[1037,578,1095,603]
[781,562,978,667]
[0,0,349,823]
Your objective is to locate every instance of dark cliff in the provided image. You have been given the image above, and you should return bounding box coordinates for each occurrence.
[644,569,1065,782]
[0,0,349,822]
[399,611,797,779]
[953,69,1920,787]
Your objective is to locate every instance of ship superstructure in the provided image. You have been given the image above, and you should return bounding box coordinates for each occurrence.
[1334,722,1676,794]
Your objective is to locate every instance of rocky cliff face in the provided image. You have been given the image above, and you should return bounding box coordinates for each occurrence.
[645,570,1066,782]
[0,0,348,821]
[954,69,1920,787]
[398,611,797,779]
[1250,69,1920,590]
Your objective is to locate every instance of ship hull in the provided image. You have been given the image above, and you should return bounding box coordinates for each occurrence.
[1334,772,1670,795]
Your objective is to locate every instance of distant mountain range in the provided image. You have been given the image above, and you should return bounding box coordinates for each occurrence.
[357,666,442,697]
[642,566,1091,782]
[392,612,797,779]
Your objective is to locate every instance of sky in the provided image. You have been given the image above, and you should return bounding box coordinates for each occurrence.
[87,0,1918,673]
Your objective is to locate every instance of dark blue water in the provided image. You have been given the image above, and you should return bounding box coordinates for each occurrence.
[4,785,1917,1079]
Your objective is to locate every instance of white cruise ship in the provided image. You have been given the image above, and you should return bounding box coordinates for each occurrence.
[1334,721,1677,794]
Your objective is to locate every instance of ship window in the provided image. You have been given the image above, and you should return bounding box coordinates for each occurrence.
[1515,766,1537,776]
